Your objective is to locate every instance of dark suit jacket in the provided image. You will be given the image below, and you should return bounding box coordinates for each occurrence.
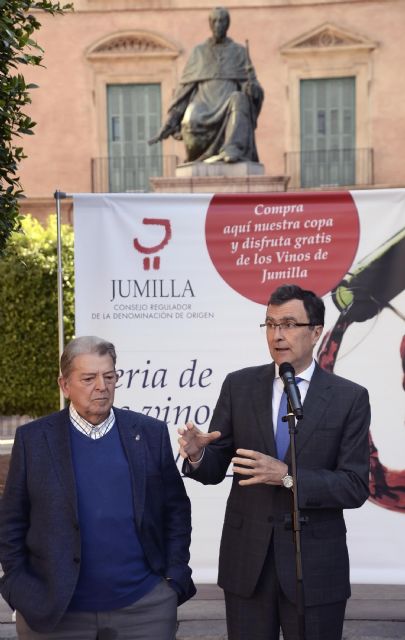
[0,407,196,632]
[184,362,370,606]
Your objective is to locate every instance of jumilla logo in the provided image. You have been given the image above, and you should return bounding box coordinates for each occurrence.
[133,218,172,271]
[110,217,195,301]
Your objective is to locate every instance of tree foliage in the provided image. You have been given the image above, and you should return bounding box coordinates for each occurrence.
[0,0,72,256]
[0,215,75,416]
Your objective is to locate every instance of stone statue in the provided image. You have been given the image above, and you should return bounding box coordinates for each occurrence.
[149,6,264,164]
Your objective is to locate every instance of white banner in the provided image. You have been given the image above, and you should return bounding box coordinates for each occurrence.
[73,190,405,584]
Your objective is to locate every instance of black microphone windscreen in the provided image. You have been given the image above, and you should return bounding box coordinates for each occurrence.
[279,362,295,377]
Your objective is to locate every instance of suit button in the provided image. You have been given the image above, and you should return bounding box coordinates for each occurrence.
[73,522,79,530]
[267,516,274,523]
[73,556,81,563]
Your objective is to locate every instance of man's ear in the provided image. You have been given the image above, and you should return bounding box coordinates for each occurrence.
[313,325,323,345]
[58,376,69,399]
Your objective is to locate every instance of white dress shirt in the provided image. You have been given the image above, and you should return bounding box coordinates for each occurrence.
[272,359,316,434]
[69,404,115,439]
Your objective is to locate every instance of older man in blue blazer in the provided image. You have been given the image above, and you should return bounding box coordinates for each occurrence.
[0,336,195,639]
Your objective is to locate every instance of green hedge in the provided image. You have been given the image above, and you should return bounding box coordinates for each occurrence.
[0,215,74,416]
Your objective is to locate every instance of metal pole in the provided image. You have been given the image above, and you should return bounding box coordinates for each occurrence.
[54,190,67,410]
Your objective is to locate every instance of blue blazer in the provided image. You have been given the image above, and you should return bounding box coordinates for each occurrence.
[0,407,196,632]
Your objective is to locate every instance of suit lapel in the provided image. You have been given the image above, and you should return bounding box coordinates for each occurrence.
[116,411,146,529]
[252,364,277,456]
[43,409,78,518]
[290,364,332,458]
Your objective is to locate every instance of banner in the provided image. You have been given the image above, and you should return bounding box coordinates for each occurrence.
[73,190,405,584]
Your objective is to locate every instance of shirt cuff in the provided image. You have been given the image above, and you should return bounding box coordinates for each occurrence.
[188,448,205,467]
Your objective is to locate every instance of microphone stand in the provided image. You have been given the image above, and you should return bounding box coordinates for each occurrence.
[284,400,306,640]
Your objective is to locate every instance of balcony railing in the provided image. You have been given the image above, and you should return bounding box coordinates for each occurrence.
[91,155,179,193]
[284,148,374,189]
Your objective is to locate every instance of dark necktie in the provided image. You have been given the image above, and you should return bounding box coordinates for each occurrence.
[275,377,303,460]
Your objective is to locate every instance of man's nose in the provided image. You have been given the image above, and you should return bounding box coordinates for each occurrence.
[95,373,107,389]
[273,325,285,336]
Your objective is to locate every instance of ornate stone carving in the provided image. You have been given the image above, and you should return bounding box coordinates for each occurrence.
[281,22,377,53]
[297,28,357,48]
[87,32,179,59]
[94,35,170,54]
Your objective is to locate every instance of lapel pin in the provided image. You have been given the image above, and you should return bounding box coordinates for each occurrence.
[135,434,141,441]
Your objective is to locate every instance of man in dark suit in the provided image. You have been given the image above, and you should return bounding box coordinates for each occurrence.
[0,336,195,639]
[178,284,370,640]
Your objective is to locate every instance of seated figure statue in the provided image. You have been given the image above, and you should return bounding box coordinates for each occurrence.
[149,6,264,164]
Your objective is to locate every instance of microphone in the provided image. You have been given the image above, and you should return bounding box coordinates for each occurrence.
[279,362,303,419]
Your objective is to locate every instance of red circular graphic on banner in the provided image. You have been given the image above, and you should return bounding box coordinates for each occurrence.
[205,192,360,305]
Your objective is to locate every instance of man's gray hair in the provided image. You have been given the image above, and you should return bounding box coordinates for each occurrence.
[60,336,117,378]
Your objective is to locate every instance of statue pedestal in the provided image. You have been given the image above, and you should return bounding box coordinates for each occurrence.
[150,162,290,193]
[176,161,265,178]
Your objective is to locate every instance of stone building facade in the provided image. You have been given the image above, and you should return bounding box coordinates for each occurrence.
[18,0,405,221]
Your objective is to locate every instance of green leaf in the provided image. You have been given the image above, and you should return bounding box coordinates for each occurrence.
[0,0,72,256]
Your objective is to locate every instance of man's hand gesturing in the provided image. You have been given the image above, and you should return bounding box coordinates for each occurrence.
[178,422,221,462]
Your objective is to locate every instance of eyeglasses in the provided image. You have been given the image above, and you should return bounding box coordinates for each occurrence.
[260,320,314,331]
